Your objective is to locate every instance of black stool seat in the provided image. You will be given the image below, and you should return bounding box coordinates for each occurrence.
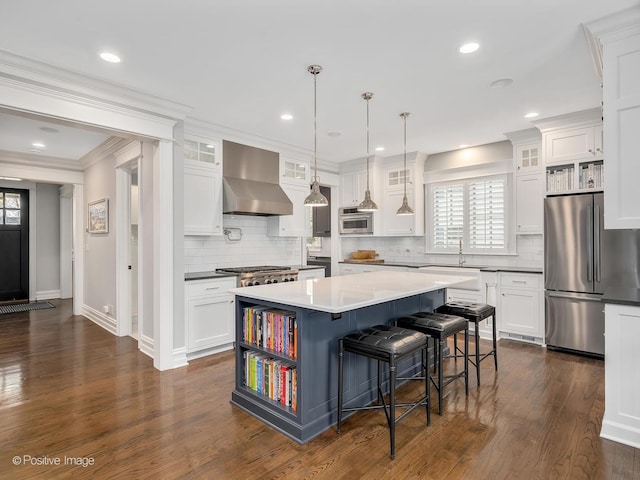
[342,325,427,360]
[436,301,497,386]
[338,325,430,460]
[397,312,468,415]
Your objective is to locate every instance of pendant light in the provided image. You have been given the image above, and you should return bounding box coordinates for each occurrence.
[396,112,414,216]
[304,64,329,207]
[357,92,378,211]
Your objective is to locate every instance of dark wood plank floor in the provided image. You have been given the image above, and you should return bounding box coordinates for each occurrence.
[1,299,638,479]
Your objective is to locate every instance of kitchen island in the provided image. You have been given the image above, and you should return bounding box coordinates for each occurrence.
[230,271,476,444]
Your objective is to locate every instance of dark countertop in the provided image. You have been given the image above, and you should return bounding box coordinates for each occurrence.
[602,287,640,307]
[184,271,238,281]
[337,260,542,274]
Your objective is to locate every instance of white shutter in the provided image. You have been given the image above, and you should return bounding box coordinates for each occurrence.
[432,184,464,249]
[468,178,505,250]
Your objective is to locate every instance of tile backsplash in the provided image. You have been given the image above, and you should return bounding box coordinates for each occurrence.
[184,215,303,273]
[341,235,543,268]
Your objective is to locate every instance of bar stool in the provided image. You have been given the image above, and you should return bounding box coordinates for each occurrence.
[337,325,430,460]
[396,312,468,415]
[436,301,497,386]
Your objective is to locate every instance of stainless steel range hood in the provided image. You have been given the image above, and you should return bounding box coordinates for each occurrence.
[222,140,293,216]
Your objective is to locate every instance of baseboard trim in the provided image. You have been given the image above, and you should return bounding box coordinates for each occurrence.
[173,347,189,368]
[82,304,117,335]
[36,289,61,301]
[601,419,640,449]
[139,334,154,359]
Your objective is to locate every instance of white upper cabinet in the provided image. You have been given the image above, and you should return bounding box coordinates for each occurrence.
[381,155,425,236]
[544,125,603,165]
[339,169,369,207]
[533,108,604,196]
[184,138,223,236]
[267,154,311,237]
[515,143,541,173]
[505,129,543,235]
[280,156,309,186]
[597,17,640,228]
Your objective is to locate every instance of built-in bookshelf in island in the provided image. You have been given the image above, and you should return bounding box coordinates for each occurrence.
[230,271,478,444]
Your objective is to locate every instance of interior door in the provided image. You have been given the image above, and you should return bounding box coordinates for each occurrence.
[0,188,29,302]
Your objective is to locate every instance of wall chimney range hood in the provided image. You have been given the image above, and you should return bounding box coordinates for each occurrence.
[222,140,293,216]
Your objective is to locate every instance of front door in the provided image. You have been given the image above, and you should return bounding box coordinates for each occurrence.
[0,188,29,302]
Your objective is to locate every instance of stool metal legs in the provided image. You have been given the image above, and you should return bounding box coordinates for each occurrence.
[337,339,429,460]
[431,326,469,415]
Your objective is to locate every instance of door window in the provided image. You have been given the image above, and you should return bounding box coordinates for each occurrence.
[0,192,21,225]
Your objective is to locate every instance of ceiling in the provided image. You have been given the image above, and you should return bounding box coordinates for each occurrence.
[0,0,638,163]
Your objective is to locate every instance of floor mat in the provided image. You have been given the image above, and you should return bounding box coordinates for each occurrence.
[0,301,55,314]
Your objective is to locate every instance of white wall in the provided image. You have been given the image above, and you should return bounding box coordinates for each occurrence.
[35,183,61,297]
[185,215,302,273]
[83,155,117,317]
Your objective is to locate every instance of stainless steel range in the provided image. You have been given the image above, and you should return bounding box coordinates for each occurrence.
[216,266,298,287]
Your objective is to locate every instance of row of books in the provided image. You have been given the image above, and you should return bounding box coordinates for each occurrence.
[243,350,297,411]
[578,163,604,189]
[546,166,575,192]
[242,306,297,359]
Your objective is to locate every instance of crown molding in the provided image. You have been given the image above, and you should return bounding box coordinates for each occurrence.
[0,50,192,121]
[582,7,640,79]
[503,128,541,145]
[0,148,82,171]
[532,107,602,133]
[80,137,133,170]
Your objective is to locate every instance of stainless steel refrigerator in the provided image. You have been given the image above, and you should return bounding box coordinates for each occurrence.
[544,192,640,357]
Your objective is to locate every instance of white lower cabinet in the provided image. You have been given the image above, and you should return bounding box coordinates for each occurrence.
[185,277,237,358]
[497,272,543,343]
[338,264,408,275]
[297,267,326,281]
[601,302,640,448]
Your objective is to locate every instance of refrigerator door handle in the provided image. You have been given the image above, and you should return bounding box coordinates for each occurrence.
[586,205,593,282]
[594,204,601,282]
[546,290,602,301]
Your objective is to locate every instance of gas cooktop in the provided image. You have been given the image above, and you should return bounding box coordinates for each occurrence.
[216,266,292,274]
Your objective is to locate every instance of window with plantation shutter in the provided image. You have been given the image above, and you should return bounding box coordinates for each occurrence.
[432,184,464,248]
[427,174,510,254]
[468,178,505,250]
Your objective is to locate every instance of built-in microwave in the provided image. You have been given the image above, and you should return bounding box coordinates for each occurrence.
[338,207,373,235]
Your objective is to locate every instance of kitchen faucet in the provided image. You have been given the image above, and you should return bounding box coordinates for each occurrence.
[458,239,465,266]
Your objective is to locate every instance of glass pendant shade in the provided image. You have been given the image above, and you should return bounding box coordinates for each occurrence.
[304,64,328,207]
[358,92,378,212]
[396,112,414,216]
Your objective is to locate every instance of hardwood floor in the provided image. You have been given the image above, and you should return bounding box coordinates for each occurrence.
[1,299,638,479]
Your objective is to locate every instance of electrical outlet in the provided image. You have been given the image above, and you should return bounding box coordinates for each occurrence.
[102,305,109,313]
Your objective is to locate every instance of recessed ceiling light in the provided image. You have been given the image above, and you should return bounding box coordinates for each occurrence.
[32,142,45,148]
[0,176,22,181]
[489,78,514,88]
[459,144,470,149]
[327,131,341,137]
[375,146,385,152]
[280,114,293,120]
[459,42,480,54]
[99,52,121,63]
[525,112,539,118]
[40,126,59,134]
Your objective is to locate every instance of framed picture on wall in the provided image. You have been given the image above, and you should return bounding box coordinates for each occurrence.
[88,198,109,234]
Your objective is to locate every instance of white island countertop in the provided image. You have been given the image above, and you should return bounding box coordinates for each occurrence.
[230,271,477,314]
